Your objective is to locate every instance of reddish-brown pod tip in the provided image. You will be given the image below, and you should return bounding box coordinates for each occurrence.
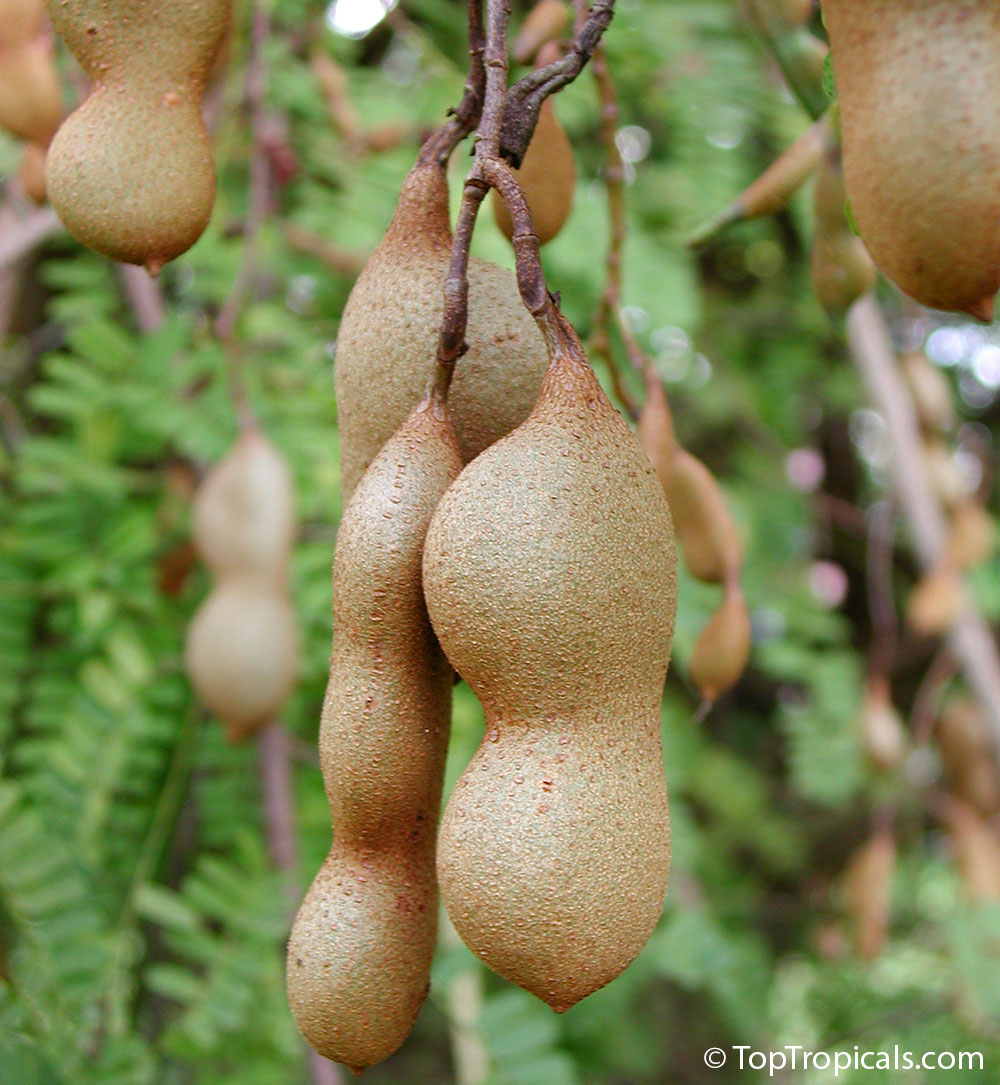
[823,0,1000,319]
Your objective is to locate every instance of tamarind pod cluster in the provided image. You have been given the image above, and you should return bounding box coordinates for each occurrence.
[287,398,462,1071]
[687,113,829,249]
[843,825,895,959]
[334,161,548,503]
[512,0,569,65]
[184,430,298,742]
[809,138,876,316]
[492,45,575,247]
[423,314,675,1013]
[0,0,62,147]
[44,0,231,273]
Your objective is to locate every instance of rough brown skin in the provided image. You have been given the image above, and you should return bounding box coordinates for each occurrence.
[491,96,575,246]
[809,141,876,316]
[44,0,231,272]
[287,400,462,1071]
[186,431,299,741]
[0,0,63,146]
[823,0,1000,319]
[334,162,548,503]
[423,316,675,1012]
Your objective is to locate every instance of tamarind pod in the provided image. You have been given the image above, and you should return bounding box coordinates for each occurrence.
[943,798,1000,901]
[689,586,752,704]
[16,142,48,205]
[662,449,742,584]
[945,501,996,571]
[512,0,570,64]
[0,32,63,146]
[287,397,462,1071]
[687,113,829,248]
[637,372,677,486]
[844,826,896,960]
[900,350,955,435]
[937,697,1000,819]
[858,674,907,774]
[906,562,966,637]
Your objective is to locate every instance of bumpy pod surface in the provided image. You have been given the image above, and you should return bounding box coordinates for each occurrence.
[192,429,295,580]
[184,578,298,741]
[0,0,62,145]
[287,399,462,1071]
[45,0,231,271]
[423,317,676,1012]
[823,0,1000,319]
[334,161,548,503]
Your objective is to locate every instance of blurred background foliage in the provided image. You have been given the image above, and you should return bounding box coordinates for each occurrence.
[2,0,1000,1082]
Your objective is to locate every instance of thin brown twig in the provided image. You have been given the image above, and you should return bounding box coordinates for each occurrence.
[866,499,898,677]
[0,206,62,273]
[118,263,166,334]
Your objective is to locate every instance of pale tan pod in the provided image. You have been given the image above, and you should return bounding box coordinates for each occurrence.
[943,799,1000,901]
[945,501,996,570]
[512,0,569,64]
[662,449,742,584]
[906,562,965,636]
[17,141,48,205]
[184,578,298,741]
[843,826,896,960]
[858,674,907,773]
[637,372,677,489]
[900,350,955,434]
[491,94,575,247]
[0,18,63,146]
[937,697,1000,819]
[192,430,296,580]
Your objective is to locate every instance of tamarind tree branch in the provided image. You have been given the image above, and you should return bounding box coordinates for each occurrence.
[846,295,1000,740]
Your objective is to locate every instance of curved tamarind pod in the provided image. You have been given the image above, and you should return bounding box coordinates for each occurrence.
[858,674,907,773]
[424,314,675,1013]
[844,826,895,959]
[512,0,569,64]
[45,0,231,272]
[899,350,955,435]
[689,586,752,704]
[943,798,1000,901]
[637,371,677,483]
[662,449,742,585]
[17,142,48,204]
[938,697,1000,819]
[287,397,462,1071]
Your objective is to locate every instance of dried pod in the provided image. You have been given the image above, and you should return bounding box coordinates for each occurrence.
[423,314,675,1012]
[900,350,955,434]
[859,674,908,773]
[661,449,742,584]
[937,697,1000,819]
[906,562,965,636]
[335,159,547,502]
[45,0,231,272]
[288,398,461,1071]
[945,501,996,571]
[943,798,1000,901]
[512,0,569,64]
[810,140,877,315]
[844,825,896,960]
[689,586,752,704]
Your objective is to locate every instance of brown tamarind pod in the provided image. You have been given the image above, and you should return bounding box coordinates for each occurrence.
[335,158,548,503]
[512,0,569,64]
[689,586,752,704]
[906,561,965,636]
[184,579,298,741]
[191,429,296,581]
[943,798,1000,901]
[899,350,955,435]
[637,371,677,485]
[16,142,48,205]
[687,113,829,248]
[661,449,742,584]
[423,313,675,1013]
[858,674,907,773]
[44,0,231,273]
[843,826,896,960]
[0,0,62,146]
[945,500,996,571]
[287,396,462,1071]
[923,438,970,512]
[810,140,877,316]
[937,697,1000,819]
